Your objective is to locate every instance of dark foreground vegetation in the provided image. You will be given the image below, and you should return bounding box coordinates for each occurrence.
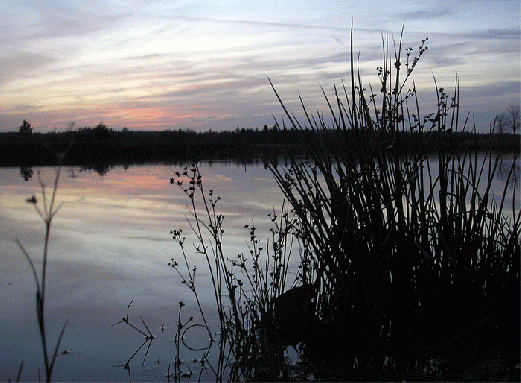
[9,30,520,382]
[166,33,520,382]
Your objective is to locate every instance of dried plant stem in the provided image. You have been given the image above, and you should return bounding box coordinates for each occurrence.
[15,166,68,382]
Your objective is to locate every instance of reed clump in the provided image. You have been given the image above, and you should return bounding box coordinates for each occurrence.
[169,30,519,381]
[266,29,520,380]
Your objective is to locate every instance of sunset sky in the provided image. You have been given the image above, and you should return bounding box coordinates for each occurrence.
[0,0,519,133]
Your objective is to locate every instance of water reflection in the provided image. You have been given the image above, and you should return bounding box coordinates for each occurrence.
[111,301,155,379]
[1,156,519,381]
[19,166,33,181]
[496,153,520,188]
[1,162,283,381]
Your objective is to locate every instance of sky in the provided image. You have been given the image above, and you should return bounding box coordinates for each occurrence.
[0,0,519,133]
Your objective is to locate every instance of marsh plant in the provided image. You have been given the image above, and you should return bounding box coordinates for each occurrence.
[169,30,519,382]
[10,137,77,382]
[14,168,68,383]
[168,165,302,381]
[267,30,520,379]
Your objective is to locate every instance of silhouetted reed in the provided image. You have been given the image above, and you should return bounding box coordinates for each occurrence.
[165,30,519,382]
[14,168,69,383]
[11,137,76,382]
[169,166,302,381]
[266,28,520,380]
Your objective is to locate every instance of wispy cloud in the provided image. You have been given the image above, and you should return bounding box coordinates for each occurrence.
[0,0,518,133]
[399,9,454,21]
[0,52,56,84]
[29,1,124,38]
[169,14,388,35]
[459,28,520,40]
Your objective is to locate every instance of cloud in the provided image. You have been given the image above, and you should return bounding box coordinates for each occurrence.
[0,52,56,84]
[159,13,393,42]
[170,15,348,32]
[0,1,129,90]
[463,81,521,104]
[0,1,518,134]
[399,9,454,21]
[458,28,520,41]
[23,0,127,40]
[10,104,37,113]
[0,114,21,131]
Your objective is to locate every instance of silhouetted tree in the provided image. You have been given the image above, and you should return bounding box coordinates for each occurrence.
[506,104,520,134]
[19,119,32,137]
[493,113,507,134]
[94,122,109,141]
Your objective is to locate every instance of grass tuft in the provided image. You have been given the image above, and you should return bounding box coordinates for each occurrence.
[170,29,519,381]
[265,28,520,379]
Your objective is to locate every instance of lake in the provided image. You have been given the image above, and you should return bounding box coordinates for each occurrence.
[1,156,519,381]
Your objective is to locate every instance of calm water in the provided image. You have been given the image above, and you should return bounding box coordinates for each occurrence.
[1,156,519,381]
[1,162,287,382]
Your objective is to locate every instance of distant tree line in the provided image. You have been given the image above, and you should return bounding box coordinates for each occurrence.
[1,117,519,168]
[2,122,308,167]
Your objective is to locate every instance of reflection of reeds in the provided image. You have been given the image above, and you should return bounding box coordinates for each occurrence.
[111,300,155,379]
[266,29,520,378]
